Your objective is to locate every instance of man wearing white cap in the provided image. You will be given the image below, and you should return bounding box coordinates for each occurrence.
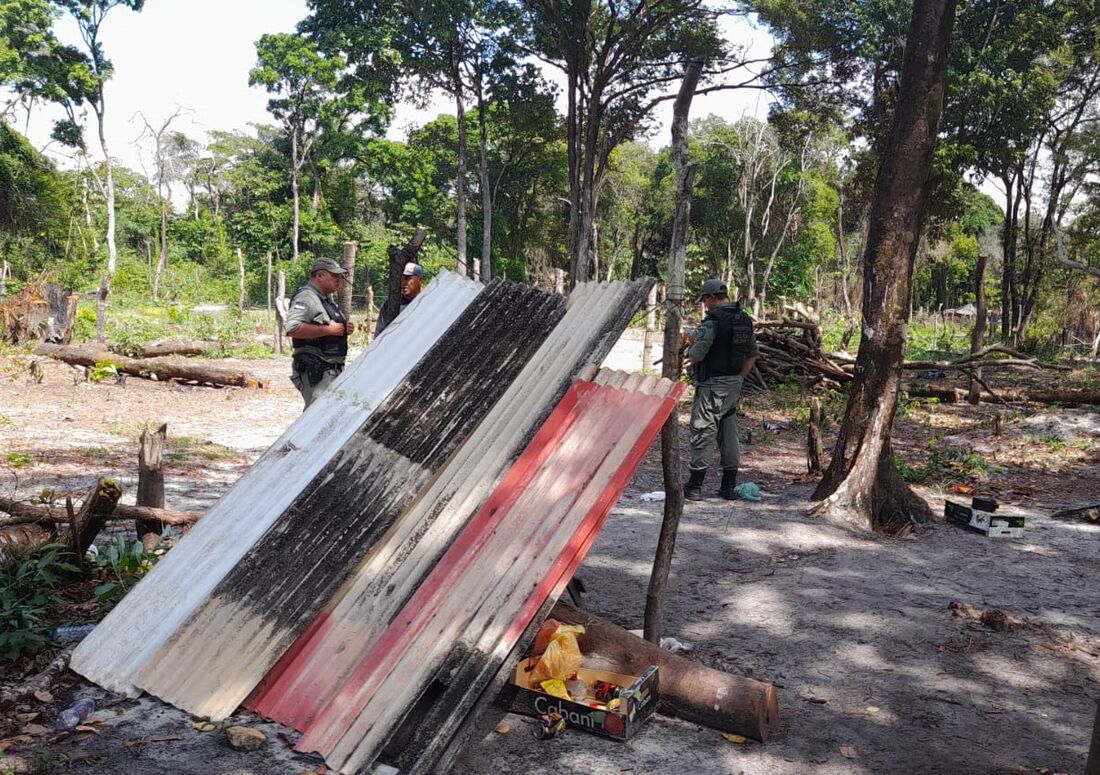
[374,261,425,336]
[284,256,356,409]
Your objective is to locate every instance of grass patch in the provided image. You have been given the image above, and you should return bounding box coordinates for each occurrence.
[4,452,32,467]
[165,436,235,462]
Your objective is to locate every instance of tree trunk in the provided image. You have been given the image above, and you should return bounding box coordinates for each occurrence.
[236,248,246,314]
[0,260,8,297]
[967,252,988,404]
[291,132,301,264]
[275,270,286,355]
[811,0,957,533]
[642,283,658,372]
[455,80,469,277]
[0,497,202,529]
[477,83,492,283]
[552,602,779,742]
[96,107,117,345]
[338,241,357,319]
[136,424,167,550]
[266,252,273,317]
[153,197,168,302]
[644,59,702,643]
[807,397,826,475]
[70,477,123,561]
[366,282,375,344]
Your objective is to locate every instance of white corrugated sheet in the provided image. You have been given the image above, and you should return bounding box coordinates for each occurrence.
[70,272,482,696]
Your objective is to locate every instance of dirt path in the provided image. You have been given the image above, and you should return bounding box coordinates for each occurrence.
[1,350,1097,774]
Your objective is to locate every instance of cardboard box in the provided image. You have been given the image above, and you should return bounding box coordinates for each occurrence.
[498,658,659,740]
[945,500,1025,538]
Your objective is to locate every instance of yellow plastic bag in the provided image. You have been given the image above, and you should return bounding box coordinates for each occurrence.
[529,623,585,684]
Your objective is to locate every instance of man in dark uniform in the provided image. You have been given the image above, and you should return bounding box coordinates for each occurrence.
[284,257,356,409]
[683,279,760,500]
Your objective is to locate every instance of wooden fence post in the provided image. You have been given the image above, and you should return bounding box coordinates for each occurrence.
[339,241,358,319]
[236,248,246,314]
[274,270,287,355]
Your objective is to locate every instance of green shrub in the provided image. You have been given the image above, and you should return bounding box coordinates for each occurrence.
[0,543,79,662]
[89,534,165,603]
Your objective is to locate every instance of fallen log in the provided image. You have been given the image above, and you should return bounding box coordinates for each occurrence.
[551,601,779,742]
[0,496,202,528]
[116,339,220,358]
[0,649,71,707]
[33,343,265,388]
[1051,504,1100,524]
[906,383,1100,406]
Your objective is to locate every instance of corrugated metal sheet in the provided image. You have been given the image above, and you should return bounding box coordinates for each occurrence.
[300,370,681,774]
[69,272,482,697]
[248,280,653,732]
[131,280,567,720]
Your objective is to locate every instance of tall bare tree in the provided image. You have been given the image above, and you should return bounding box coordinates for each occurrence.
[135,107,187,300]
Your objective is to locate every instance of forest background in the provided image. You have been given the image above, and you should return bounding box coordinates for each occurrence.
[0,0,1099,360]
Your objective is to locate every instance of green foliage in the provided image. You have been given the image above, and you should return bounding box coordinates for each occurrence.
[0,543,79,662]
[4,452,32,467]
[89,533,163,603]
[88,360,120,382]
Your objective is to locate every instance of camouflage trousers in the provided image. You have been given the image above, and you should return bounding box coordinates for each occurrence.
[688,375,744,472]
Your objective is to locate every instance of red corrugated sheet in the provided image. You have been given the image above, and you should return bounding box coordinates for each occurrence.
[289,370,682,773]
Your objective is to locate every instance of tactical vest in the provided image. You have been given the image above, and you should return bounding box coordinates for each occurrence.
[290,284,349,358]
[697,303,754,382]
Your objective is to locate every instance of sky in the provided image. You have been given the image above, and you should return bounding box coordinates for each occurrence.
[20,0,777,183]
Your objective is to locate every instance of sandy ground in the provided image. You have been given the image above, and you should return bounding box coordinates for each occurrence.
[1,343,1098,775]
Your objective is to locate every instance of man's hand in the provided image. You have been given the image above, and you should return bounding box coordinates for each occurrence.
[327,321,346,336]
[345,319,356,336]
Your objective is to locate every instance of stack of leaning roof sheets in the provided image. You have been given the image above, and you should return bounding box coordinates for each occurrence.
[72,274,682,775]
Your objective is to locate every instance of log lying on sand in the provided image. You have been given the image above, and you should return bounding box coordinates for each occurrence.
[33,343,265,388]
[551,601,779,742]
[116,339,221,359]
[0,496,203,528]
[906,383,1100,406]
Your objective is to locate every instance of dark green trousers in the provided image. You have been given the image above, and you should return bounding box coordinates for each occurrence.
[688,375,744,472]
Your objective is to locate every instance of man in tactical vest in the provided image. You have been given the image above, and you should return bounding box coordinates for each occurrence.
[284,256,356,409]
[683,278,760,500]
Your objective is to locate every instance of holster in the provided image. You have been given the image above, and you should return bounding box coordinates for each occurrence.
[293,352,332,387]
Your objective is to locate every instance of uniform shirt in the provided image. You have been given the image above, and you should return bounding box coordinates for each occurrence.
[285,281,346,364]
[687,303,760,379]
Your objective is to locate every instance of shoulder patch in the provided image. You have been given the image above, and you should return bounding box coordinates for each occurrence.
[292,301,308,310]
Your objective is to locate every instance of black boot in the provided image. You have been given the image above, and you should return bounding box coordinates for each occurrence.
[683,469,706,501]
[718,468,739,500]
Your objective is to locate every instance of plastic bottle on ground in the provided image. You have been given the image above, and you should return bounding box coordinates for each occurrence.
[57,698,95,731]
[47,624,96,644]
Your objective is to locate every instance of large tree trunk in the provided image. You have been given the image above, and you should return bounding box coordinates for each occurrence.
[811,0,957,533]
[455,77,469,278]
[153,196,168,302]
[338,241,357,318]
[644,60,702,643]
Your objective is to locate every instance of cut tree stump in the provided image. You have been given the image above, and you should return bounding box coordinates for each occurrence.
[552,601,779,742]
[69,477,123,560]
[34,343,265,388]
[137,424,167,549]
[0,496,202,528]
[0,283,77,345]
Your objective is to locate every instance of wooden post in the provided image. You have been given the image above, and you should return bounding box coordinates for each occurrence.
[0,260,9,297]
[136,424,167,550]
[236,247,246,314]
[275,270,286,355]
[553,268,565,295]
[642,283,658,372]
[338,240,358,319]
[366,282,375,343]
[968,251,988,405]
[70,478,123,561]
[266,252,273,318]
[644,58,703,644]
[807,397,825,475]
